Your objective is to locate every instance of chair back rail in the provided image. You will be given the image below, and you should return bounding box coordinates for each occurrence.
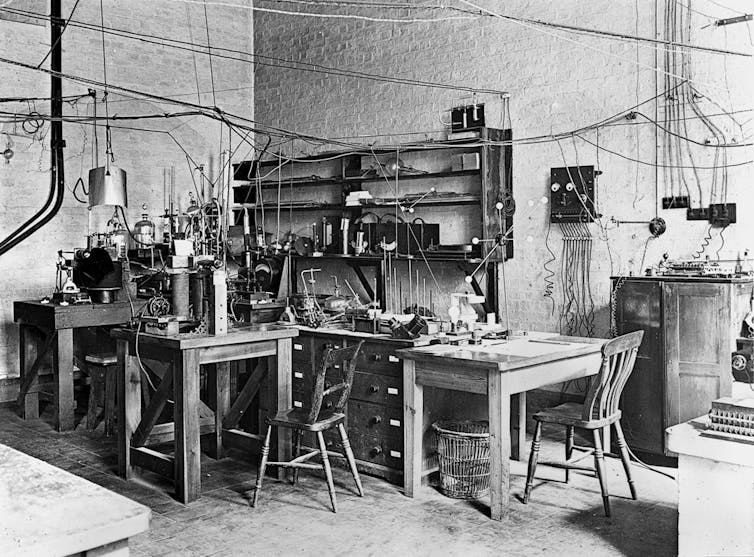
[308,341,364,423]
[582,330,644,421]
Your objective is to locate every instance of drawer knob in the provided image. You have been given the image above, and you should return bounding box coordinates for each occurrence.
[371,353,383,362]
[370,446,383,456]
[370,384,380,393]
[371,415,382,424]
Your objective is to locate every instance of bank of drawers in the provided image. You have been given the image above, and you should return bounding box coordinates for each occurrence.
[292,331,406,481]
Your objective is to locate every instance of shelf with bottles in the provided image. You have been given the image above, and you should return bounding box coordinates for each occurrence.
[231,127,513,260]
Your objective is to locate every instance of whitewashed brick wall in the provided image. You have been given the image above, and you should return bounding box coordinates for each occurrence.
[0,0,253,381]
[254,0,753,334]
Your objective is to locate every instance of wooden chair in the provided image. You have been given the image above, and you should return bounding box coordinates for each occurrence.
[251,341,364,512]
[522,330,644,517]
[85,353,117,436]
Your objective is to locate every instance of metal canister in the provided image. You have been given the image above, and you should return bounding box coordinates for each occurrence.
[133,212,155,246]
[110,226,129,258]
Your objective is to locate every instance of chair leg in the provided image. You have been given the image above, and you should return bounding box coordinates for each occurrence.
[251,425,272,508]
[523,420,542,504]
[565,425,574,483]
[592,429,611,517]
[316,431,337,513]
[338,423,363,496]
[614,421,637,500]
[292,430,302,485]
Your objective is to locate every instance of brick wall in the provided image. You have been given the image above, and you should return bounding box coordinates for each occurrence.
[253,0,753,336]
[0,0,253,382]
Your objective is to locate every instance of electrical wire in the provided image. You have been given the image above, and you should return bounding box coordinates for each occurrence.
[37,0,82,69]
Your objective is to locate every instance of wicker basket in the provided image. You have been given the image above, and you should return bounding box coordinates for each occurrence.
[432,420,490,499]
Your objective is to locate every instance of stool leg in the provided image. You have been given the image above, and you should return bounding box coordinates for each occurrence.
[338,423,363,496]
[292,430,302,485]
[251,425,272,508]
[565,425,574,483]
[614,421,637,500]
[87,369,103,431]
[592,429,611,517]
[316,431,337,513]
[86,371,98,431]
[104,367,116,437]
[523,420,542,504]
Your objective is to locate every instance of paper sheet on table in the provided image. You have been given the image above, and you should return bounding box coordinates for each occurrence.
[465,340,594,358]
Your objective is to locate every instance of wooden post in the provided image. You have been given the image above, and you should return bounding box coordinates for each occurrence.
[174,349,201,503]
[271,338,292,480]
[53,328,74,431]
[488,371,510,521]
[117,338,141,479]
[208,362,230,459]
[18,324,40,420]
[402,359,422,498]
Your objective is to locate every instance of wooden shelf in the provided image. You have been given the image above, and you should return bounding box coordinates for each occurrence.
[357,169,480,183]
[290,251,492,262]
[235,169,480,192]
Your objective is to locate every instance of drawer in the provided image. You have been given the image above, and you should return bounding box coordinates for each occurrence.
[291,388,344,415]
[347,399,404,440]
[348,432,403,469]
[291,337,313,365]
[351,371,402,407]
[355,342,402,375]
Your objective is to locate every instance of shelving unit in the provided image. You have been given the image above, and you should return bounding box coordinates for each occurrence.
[232,127,512,312]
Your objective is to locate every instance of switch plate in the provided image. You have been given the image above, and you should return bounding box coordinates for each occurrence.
[549,166,596,223]
[687,207,709,221]
[662,196,689,209]
[709,203,736,226]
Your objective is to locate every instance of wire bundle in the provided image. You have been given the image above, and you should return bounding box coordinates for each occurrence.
[558,222,595,338]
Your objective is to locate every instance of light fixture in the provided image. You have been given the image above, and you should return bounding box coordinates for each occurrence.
[88,163,127,207]
[88,1,127,208]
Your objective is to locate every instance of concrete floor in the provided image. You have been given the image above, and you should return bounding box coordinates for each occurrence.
[0,404,678,557]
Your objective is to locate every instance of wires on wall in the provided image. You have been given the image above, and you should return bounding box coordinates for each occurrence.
[558,222,595,338]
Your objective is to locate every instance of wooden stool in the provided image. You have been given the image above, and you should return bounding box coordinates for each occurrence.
[85,353,117,436]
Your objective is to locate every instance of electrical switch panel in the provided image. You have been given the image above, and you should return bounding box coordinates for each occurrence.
[549,165,596,223]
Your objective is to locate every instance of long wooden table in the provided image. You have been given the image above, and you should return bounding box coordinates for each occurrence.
[396,333,605,521]
[0,443,150,556]
[13,300,133,431]
[112,324,298,504]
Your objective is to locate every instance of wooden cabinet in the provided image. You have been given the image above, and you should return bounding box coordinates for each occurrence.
[286,329,420,484]
[613,276,754,455]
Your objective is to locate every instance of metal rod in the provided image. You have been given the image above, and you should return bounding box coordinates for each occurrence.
[408,257,412,313]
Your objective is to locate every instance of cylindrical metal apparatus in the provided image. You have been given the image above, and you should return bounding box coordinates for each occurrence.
[171,270,190,319]
[191,270,206,320]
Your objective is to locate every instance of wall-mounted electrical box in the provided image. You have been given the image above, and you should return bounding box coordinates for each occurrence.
[451,104,485,131]
[549,166,596,223]
[709,203,736,226]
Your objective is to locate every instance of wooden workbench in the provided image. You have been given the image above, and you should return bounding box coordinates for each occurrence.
[13,300,133,431]
[397,333,605,521]
[112,324,298,503]
[0,443,150,557]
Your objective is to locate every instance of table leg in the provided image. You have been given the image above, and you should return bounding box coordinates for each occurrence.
[511,392,527,461]
[53,328,74,431]
[174,349,201,503]
[207,362,230,460]
[488,371,511,521]
[18,324,40,420]
[402,359,422,498]
[117,339,141,480]
[271,339,292,480]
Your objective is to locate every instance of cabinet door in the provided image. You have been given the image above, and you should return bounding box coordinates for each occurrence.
[615,279,664,454]
[664,282,732,428]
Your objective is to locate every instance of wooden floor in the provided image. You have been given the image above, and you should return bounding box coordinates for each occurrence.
[0,402,677,557]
